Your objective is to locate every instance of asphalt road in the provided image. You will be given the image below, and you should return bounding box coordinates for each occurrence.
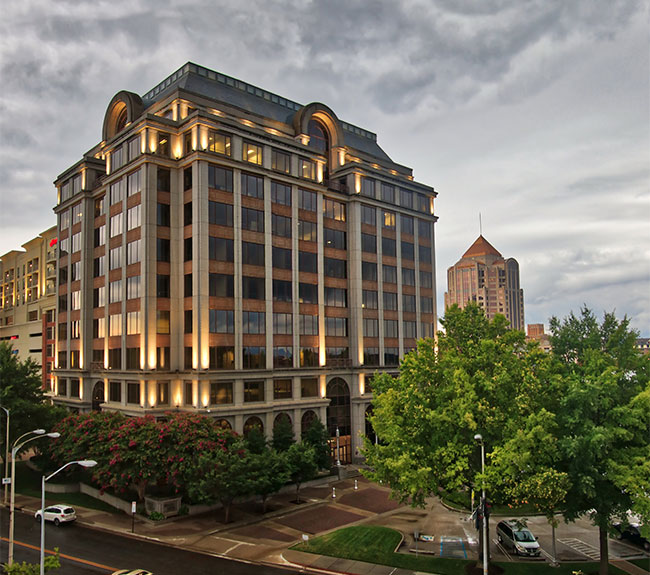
[1,510,298,575]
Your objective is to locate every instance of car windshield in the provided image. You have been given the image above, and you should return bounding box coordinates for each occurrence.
[515,529,536,542]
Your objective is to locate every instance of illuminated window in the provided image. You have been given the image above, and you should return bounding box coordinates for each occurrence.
[243,141,262,165]
[323,198,346,221]
[299,158,316,180]
[128,136,140,161]
[208,131,231,155]
[127,311,140,335]
[156,310,170,334]
[109,314,122,336]
[383,211,396,229]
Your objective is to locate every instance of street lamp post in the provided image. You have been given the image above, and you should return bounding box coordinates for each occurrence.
[8,430,60,566]
[1,406,8,505]
[474,433,488,575]
[40,460,96,575]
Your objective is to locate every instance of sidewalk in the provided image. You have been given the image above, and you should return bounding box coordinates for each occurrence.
[12,472,421,575]
[11,476,649,575]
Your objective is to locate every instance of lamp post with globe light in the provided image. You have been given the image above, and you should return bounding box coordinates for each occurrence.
[40,460,97,575]
[8,429,60,565]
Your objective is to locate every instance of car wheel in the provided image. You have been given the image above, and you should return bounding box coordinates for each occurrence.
[615,532,623,540]
[36,515,42,522]
[54,518,60,526]
[643,541,650,552]
[497,535,502,543]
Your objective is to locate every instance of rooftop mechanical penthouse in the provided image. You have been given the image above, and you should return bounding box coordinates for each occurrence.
[52,62,438,462]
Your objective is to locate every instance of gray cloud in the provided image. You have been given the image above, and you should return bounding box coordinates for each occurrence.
[0,0,648,334]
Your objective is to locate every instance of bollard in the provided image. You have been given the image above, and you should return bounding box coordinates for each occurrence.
[354,479,358,491]
[332,487,336,499]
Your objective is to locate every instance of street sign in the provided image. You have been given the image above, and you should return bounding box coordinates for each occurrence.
[131,501,137,514]
[2,477,10,485]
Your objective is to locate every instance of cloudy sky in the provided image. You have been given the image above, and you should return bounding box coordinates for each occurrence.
[1,0,648,334]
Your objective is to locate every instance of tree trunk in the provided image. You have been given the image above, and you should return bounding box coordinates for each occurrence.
[551,521,557,565]
[599,525,609,575]
[223,500,232,523]
[296,483,301,504]
[261,494,267,514]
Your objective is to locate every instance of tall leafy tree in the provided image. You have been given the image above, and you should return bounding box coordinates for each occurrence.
[248,448,289,512]
[364,304,552,568]
[364,304,550,505]
[188,433,254,523]
[549,307,650,575]
[0,342,65,465]
[286,442,318,503]
[271,416,295,452]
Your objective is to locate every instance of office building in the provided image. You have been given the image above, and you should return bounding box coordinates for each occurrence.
[0,226,58,389]
[51,62,438,461]
[445,235,524,330]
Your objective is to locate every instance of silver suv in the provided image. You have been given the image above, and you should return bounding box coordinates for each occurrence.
[496,519,541,557]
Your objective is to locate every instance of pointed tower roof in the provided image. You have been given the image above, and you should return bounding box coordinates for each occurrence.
[462,235,502,259]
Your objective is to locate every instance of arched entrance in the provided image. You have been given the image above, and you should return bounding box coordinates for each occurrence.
[91,381,104,411]
[326,377,351,464]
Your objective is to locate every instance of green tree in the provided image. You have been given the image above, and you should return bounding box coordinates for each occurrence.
[0,342,65,466]
[249,448,289,512]
[188,434,254,523]
[244,426,267,454]
[549,308,650,575]
[364,304,552,568]
[286,442,318,503]
[364,304,549,506]
[302,418,331,470]
[271,416,295,452]
[2,549,60,573]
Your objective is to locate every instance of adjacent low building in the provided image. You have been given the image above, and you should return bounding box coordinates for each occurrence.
[0,226,58,389]
[51,62,438,461]
[445,235,524,330]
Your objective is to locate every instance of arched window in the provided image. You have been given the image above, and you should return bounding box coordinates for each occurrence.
[326,377,350,436]
[301,410,317,435]
[214,418,232,430]
[115,105,128,134]
[307,119,328,154]
[243,416,264,436]
[92,381,104,411]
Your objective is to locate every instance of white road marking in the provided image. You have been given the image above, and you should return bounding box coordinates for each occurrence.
[558,538,600,560]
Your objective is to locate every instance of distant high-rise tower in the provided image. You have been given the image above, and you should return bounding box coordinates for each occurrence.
[445,235,524,330]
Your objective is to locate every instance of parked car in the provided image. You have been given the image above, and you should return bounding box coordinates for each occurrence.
[612,522,650,552]
[34,505,77,526]
[496,519,541,557]
[111,571,153,575]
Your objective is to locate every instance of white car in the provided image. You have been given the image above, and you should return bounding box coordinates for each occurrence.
[34,505,77,526]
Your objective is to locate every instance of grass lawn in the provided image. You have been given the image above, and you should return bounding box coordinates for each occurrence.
[291,525,628,575]
[628,557,650,570]
[14,461,121,514]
